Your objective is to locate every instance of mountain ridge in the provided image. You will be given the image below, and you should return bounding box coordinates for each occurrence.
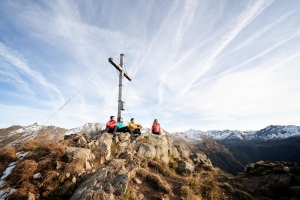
[173,125,300,142]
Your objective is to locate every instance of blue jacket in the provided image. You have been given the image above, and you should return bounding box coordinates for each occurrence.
[117,122,125,129]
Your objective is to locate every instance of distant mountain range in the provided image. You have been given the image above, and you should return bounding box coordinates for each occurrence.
[173,125,300,142]
[173,125,300,175]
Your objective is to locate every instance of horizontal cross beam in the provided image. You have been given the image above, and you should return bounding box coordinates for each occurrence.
[108,57,132,81]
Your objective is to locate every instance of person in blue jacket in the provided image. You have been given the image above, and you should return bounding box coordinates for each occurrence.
[117,117,131,133]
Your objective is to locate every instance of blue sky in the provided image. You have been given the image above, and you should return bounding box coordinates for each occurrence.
[0,0,300,132]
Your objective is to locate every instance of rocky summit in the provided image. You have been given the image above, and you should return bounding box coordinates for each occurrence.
[0,125,299,200]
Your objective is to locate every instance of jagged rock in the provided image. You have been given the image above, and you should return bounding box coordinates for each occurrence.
[108,159,126,172]
[190,153,212,166]
[102,182,114,193]
[149,134,170,163]
[70,168,111,200]
[86,140,98,149]
[118,141,130,153]
[111,172,129,195]
[171,146,180,158]
[130,140,140,151]
[118,132,130,142]
[137,143,156,159]
[178,161,195,173]
[76,136,88,147]
[244,163,255,173]
[177,145,190,158]
[27,192,35,200]
[118,149,133,161]
[66,147,95,161]
[165,133,173,148]
[96,132,113,164]
[85,160,93,171]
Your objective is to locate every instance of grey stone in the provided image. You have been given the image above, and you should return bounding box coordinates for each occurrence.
[137,143,156,159]
[178,161,195,173]
[112,172,130,195]
[66,147,95,161]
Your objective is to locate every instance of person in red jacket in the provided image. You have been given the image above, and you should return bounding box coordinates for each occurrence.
[105,116,117,135]
[152,119,162,135]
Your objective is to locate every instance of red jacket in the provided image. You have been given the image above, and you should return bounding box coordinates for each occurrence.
[106,120,117,128]
[152,123,161,134]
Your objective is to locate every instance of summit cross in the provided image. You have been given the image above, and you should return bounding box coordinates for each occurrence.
[108,54,132,120]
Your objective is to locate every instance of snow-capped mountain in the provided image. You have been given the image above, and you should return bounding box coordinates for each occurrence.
[0,122,105,147]
[173,125,300,142]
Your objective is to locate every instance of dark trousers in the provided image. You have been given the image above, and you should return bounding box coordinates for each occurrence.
[132,128,141,135]
[105,126,117,134]
[152,132,160,135]
[117,126,131,133]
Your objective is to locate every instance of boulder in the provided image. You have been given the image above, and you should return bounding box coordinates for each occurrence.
[118,133,131,142]
[149,134,170,163]
[171,146,180,158]
[178,161,195,173]
[190,153,212,166]
[96,132,113,163]
[66,147,95,162]
[111,172,130,195]
[177,145,190,158]
[137,143,156,159]
[76,136,88,147]
[70,168,112,200]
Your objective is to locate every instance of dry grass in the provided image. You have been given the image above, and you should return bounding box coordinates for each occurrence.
[38,170,58,189]
[219,182,234,194]
[22,139,39,151]
[64,158,86,174]
[119,184,137,200]
[234,189,253,200]
[10,181,40,199]
[180,185,202,200]
[7,159,38,184]
[136,168,172,194]
[0,146,18,175]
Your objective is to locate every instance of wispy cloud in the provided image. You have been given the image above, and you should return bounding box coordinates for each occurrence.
[178,0,274,97]
[0,42,63,103]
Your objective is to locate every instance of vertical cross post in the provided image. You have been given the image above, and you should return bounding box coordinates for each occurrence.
[109,54,132,120]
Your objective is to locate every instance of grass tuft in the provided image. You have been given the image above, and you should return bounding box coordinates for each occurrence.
[136,168,172,194]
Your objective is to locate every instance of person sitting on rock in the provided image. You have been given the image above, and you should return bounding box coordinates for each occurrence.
[129,118,142,135]
[152,119,162,135]
[105,116,117,134]
[117,117,131,133]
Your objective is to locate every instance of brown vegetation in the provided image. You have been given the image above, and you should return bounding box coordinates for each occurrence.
[0,146,18,175]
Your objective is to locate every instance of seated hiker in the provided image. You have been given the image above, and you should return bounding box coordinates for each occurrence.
[105,116,117,134]
[129,118,142,135]
[117,117,131,133]
[152,119,162,135]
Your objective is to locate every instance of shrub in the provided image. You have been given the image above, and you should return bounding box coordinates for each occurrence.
[7,159,38,184]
